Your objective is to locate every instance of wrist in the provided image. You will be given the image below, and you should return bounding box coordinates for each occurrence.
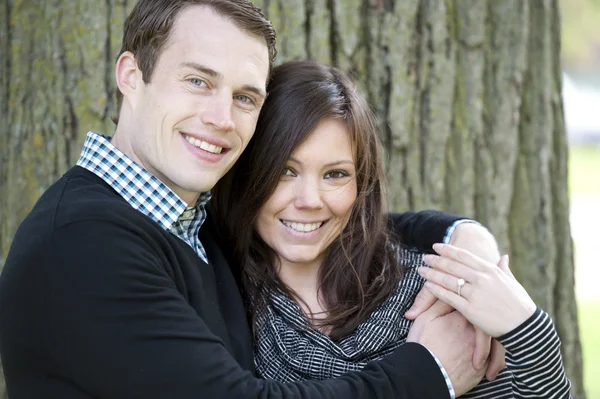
[496,301,537,338]
[497,307,541,342]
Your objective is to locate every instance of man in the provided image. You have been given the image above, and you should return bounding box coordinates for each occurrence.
[0,1,500,397]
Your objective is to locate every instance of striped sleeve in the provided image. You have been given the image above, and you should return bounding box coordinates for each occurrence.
[497,307,572,399]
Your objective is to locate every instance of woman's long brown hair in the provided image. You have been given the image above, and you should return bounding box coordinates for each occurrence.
[211,60,404,341]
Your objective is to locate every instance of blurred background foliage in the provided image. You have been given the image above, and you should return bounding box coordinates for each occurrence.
[561,0,600,75]
[561,0,600,397]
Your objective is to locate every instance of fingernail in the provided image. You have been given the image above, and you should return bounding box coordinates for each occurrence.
[423,255,433,264]
[490,372,498,381]
[432,243,443,251]
[417,266,427,276]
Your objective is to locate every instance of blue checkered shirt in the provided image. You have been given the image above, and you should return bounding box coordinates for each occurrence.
[76,131,211,263]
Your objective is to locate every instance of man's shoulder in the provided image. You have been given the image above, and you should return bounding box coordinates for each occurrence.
[54,166,136,222]
[18,166,151,238]
[6,167,174,277]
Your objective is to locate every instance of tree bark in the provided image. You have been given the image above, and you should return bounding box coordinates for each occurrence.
[0,1,131,397]
[0,0,586,397]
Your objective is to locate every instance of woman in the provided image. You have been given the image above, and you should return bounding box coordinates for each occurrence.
[212,60,571,398]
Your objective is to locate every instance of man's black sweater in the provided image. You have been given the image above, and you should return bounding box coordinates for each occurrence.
[0,167,462,398]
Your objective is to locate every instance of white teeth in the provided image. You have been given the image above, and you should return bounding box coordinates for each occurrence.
[184,135,223,154]
[282,220,323,232]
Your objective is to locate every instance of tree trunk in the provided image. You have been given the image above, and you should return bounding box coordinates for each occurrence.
[0,1,132,397]
[0,0,585,397]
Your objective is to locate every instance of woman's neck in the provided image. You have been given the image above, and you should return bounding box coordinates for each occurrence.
[277,258,329,328]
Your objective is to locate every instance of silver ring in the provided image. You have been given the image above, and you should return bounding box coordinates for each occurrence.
[457,278,465,297]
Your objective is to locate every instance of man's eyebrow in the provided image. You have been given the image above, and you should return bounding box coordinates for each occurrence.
[180,62,223,79]
[241,84,267,101]
[179,62,266,100]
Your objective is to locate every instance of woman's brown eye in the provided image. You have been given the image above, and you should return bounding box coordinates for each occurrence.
[325,170,348,179]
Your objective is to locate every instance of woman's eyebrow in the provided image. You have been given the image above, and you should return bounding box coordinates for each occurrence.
[288,157,355,168]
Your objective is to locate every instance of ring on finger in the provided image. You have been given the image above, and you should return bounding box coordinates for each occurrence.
[457,278,465,297]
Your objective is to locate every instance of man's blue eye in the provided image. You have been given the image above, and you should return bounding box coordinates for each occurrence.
[235,95,253,104]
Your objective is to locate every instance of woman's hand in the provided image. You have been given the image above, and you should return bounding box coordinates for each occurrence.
[418,243,537,338]
[406,222,507,380]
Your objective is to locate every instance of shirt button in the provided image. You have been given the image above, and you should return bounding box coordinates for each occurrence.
[181,209,194,220]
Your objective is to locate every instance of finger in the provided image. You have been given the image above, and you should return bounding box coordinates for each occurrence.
[472,327,492,370]
[420,293,455,319]
[418,267,471,299]
[486,339,507,381]
[422,254,477,283]
[432,243,494,272]
[405,286,438,320]
[423,281,469,313]
[498,254,514,278]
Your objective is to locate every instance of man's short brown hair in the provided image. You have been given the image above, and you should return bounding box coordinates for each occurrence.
[120,0,276,82]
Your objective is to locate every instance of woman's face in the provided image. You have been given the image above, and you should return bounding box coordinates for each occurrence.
[255,118,358,270]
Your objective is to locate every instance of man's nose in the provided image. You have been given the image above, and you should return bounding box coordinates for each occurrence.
[200,93,235,132]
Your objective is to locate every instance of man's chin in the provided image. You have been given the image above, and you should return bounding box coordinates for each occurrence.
[165,180,215,205]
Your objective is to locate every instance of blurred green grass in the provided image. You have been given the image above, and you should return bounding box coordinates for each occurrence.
[569,145,600,195]
[570,144,600,397]
[579,300,600,398]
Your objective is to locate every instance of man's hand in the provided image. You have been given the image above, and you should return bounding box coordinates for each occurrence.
[407,300,485,396]
[405,222,506,380]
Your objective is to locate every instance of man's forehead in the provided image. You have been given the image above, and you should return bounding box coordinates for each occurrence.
[157,7,269,90]
[169,5,261,48]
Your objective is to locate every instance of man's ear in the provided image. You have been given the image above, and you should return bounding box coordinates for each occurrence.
[115,51,141,105]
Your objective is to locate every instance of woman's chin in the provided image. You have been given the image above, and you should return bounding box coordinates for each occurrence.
[277,250,322,269]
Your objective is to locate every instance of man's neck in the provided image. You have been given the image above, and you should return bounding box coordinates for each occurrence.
[110,128,200,207]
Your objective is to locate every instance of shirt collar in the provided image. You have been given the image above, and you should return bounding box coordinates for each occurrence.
[76,131,211,231]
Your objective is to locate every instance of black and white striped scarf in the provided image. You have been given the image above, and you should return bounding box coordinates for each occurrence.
[253,247,426,382]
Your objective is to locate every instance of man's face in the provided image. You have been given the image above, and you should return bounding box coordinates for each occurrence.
[125,6,270,205]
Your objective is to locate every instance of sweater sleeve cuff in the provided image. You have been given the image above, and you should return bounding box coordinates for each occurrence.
[419,344,456,399]
[379,342,454,399]
[442,219,481,244]
[496,307,550,351]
